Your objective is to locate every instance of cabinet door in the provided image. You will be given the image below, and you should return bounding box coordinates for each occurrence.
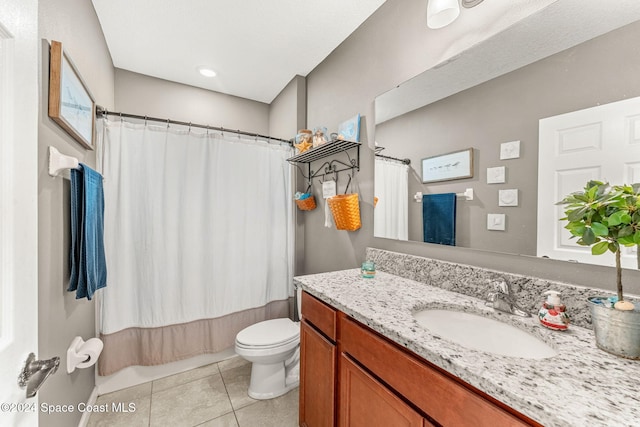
[300,320,336,427]
[339,354,424,427]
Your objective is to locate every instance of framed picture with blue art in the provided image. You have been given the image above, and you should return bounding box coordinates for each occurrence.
[338,114,361,142]
[48,40,96,150]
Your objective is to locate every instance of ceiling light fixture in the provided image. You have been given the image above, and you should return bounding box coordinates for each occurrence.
[198,67,217,78]
[427,0,460,29]
[427,0,484,29]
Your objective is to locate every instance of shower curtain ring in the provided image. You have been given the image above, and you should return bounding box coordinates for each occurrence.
[188,122,192,133]
[166,119,170,128]
[144,116,147,126]
[119,112,123,122]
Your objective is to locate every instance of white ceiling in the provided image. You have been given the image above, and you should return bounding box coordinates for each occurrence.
[91,0,387,104]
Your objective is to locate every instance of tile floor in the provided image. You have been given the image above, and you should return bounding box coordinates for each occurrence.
[87,356,299,427]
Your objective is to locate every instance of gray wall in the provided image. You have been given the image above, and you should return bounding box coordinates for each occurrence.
[115,69,270,134]
[376,21,640,254]
[304,0,640,295]
[268,75,309,278]
[38,0,115,426]
[269,75,306,141]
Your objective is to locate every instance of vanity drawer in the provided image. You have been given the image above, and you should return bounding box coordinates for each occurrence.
[340,316,539,427]
[301,291,337,341]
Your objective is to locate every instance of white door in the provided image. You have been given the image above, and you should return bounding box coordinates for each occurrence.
[0,3,39,426]
[537,96,640,268]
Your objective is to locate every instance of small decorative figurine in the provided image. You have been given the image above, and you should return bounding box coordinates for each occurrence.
[295,129,313,153]
[538,290,570,331]
[312,126,329,148]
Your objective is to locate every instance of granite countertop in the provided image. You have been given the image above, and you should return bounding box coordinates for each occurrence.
[294,269,640,427]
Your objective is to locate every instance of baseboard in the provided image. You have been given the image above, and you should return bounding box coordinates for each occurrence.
[77,386,99,427]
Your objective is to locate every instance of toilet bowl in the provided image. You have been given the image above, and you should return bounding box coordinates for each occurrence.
[234,288,302,400]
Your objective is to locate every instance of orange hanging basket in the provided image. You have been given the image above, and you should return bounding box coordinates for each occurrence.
[295,196,317,211]
[327,194,361,231]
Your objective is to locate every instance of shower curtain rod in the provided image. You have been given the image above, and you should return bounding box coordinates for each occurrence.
[375,153,411,165]
[95,105,292,145]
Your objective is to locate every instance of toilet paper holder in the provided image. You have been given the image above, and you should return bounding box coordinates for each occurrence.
[67,336,103,374]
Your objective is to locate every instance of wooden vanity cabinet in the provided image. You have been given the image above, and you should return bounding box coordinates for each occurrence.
[299,290,540,427]
[339,353,432,427]
[299,291,337,427]
[339,315,539,427]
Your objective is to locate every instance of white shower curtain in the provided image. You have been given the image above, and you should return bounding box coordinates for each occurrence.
[374,157,409,240]
[95,118,294,375]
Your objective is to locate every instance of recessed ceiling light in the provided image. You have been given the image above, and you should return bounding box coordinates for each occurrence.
[198,67,217,77]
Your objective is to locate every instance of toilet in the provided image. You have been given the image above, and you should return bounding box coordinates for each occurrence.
[234,288,302,400]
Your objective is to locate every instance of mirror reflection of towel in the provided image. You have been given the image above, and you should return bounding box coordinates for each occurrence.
[423,193,456,246]
[69,163,107,300]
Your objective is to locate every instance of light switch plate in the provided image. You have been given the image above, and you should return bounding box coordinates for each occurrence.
[487,166,506,184]
[498,189,518,206]
[487,213,506,231]
[500,140,520,160]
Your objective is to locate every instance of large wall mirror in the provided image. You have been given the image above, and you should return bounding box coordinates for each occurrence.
[374,2,640,270]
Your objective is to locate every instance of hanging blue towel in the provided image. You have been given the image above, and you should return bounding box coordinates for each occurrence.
[69,164,107,300]
[423,193,456,246]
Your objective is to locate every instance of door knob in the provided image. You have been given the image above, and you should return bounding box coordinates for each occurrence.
[18,353,60,398]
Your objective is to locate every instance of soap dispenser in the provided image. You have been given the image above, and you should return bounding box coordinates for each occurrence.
[538,290,569,331]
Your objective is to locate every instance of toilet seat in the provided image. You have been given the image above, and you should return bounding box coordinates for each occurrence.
[235,318,299,349]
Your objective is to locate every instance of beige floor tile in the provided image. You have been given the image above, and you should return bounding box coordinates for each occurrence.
[96,381,153,405]
[217,355,249,373]
[197,412,239,427]
[234,388,299,427]
[152,362,221,393]
[150,373,233,427]
[87,395,150,427]
[220,363,257,411]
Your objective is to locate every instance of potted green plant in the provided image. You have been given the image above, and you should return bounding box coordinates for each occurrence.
[558,180,640,359]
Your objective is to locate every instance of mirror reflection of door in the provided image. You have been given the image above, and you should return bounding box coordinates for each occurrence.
[537,96,640,268]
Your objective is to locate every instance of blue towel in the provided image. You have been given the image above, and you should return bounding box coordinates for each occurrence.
[423,193,456,246]
[69,163,107,300]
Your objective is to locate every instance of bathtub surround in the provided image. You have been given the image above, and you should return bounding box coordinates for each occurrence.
[366,248,639,330]
[96,117,294,375]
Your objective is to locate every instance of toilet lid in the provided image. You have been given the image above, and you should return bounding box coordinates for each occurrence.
[236,318,299,347]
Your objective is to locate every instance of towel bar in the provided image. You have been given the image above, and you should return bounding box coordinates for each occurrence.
[456,188,474,201]
[48,146,79,177]
[413,188,474,202]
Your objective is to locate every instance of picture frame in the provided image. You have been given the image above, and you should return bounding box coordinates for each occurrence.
[337,114,361,142]
[48,40,96,150]
[422,148,473,183]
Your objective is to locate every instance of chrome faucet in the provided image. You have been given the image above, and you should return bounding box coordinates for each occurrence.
[485,279,531,317]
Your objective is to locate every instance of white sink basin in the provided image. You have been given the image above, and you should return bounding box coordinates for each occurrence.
[413,309,557,359]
